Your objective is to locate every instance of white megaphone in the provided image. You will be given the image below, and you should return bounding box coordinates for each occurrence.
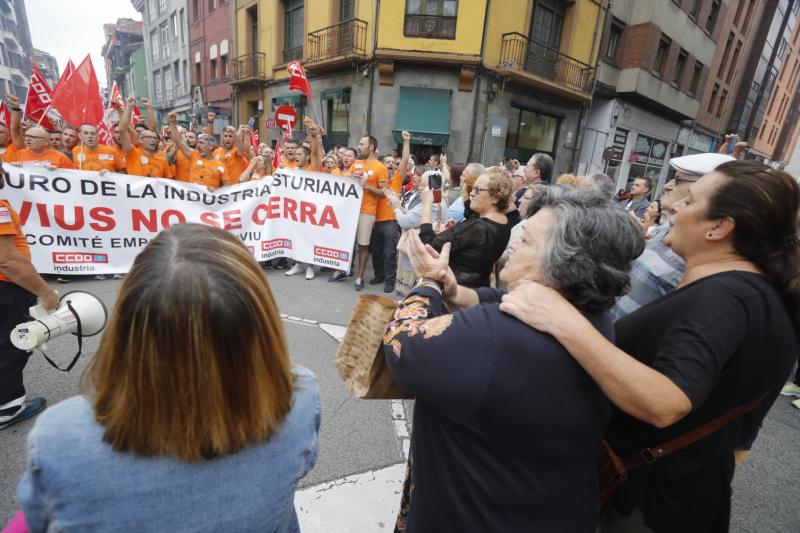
[10,291,108,371]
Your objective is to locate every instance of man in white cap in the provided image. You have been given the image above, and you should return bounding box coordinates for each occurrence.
[610,152,735,320]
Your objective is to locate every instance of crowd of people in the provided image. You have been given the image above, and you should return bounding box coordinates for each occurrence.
[1,86,800,532]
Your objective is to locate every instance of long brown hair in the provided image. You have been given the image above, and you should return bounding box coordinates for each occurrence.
[86,223,294,461]
[710,161,800,325]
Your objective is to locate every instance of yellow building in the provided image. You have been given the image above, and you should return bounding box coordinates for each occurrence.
[231,0,606,170]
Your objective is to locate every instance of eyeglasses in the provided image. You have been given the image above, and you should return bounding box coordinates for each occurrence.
[471,186,490,195]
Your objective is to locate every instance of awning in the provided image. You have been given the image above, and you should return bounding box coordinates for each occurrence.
[320,87,351,100]
[392,87,451,146]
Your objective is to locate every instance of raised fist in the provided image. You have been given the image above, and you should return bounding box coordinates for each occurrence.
[207,112,216,122]
[401,130,411,142]
[140,97,151,107]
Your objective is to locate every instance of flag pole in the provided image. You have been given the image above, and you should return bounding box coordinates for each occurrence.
[36,105,52,126]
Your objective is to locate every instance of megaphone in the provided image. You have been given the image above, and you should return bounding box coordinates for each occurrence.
[10,291,108,372]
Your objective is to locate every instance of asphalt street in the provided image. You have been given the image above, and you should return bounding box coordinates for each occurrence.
[1,271,799,531]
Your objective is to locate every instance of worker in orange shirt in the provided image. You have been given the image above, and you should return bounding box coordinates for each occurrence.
[280,139,299,169]
[120,96,171,178]
[5,126,75,169]
[213,125,248,184]
[167,112,227,190]
[110,124,127,167]
[73,124,126,173]
[332,147,355,176]
[173,128,198,182]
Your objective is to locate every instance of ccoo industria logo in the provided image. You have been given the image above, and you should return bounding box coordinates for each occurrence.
[52,252,109,264]
[262,239,293,252]
[313,246,349,262]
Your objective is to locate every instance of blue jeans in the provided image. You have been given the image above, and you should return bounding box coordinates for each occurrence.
[370,221,400,285]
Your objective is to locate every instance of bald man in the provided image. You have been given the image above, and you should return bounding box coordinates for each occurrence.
[5,126,74,169]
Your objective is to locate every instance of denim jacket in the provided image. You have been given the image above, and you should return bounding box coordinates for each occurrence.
[17,367,320,533]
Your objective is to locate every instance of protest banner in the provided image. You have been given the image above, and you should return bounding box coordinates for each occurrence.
[1,165,362,275]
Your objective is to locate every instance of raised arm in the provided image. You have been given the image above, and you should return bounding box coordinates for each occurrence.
[119,96,136,154]
[205,112,216,137]
[6,94,23,148]
[239,156,258,183]
[140,98,157,132]
[167,112,193,158]
[303,116,322,171]
[396,130,411,180]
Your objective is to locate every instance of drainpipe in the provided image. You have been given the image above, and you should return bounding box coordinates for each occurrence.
[366,0,380,134]
[569,0,613,173]
[468,0,492,162]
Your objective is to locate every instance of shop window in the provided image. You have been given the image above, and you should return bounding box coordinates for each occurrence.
[325,89,351,147]
[627,134,669,190]
[404,0,458,39]
[504,105,559,163]
[604,128,629,186]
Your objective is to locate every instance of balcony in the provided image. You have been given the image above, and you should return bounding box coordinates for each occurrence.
[307,19,368,69]
[497,32,594,102]
[232,52,268,86]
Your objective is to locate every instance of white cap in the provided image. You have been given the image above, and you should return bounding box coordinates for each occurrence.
[669,153,735,177]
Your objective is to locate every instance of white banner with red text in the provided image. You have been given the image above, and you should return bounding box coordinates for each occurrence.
[1,165,361,274]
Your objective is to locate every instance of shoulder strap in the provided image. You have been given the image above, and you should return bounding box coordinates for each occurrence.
[624,391,770,470]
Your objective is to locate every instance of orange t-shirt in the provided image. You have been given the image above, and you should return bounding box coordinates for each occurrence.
[7,148,75,169]
[125,146,172,178]
[175,150,191,182]
[187,151,227,188]
[213,146,247,185]
[349,159,388,215]
[73,145,126,172]
[1,143,19,161]
[375,171,404,222]
[281,158,298,169]
[0,199,31,283]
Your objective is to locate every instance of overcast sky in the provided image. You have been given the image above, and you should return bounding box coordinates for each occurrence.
[25,0,142,88]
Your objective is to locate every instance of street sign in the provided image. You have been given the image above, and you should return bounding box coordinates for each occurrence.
[274,105,297,129]
[265,117,276,129]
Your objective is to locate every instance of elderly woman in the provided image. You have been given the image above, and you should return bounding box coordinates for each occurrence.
[16,224,320,531]
[418,166,513,288]
[501,161,799,532]
[384,188,644,531]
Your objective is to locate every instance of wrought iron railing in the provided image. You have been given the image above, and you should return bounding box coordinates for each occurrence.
[283,46,303,64]
[307,19,368,63]
[499,32,594,94]
[232,52,266,81]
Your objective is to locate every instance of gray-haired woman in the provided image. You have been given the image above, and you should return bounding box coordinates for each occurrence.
[384,188,644,531]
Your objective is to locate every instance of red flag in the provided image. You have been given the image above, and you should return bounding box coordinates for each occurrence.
[97,120,114,146]
[24,63,56,129]
[273,140,282,170]
[250,128,259,150]
[51,55,104,128]
[0,101,9,127]
[53,59,75,93]
[108,82,142,124]
[287,61,313,100]
[282,120,293,142]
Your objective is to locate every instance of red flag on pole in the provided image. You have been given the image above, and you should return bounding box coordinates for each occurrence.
[273,140,282,170]
[53,59,75,93]
[24,63,56,129]
[51,55,104,128]
[287,61,313,100]
[250,128,259,150]
[108,82,142,124]
[97,120,114,146]
[0,101,9,127]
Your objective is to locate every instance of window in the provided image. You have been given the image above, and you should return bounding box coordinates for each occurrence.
[161,24,169,58]
[340,0,355,21]
[284,0,304,60]
[173,60,180,85]
[717,89,727,117]
[404,0,458,40]
[529,0,564,48]
[149,0,157,21]
[192,0,199,21]
[742,0,756,33]
[708,83,719,113]
[195,61,201,85]
[180,9,185,44]
[220,54,228,78]
[689,0,701,19]
[170,12,178,40]
[690,60,703,95]
[0,43,8,65]
[154,71,162,103]
[726,41,742,84]
[718,32,734,77]
[706,0,720,33]
[159,0,167,15]
[324,88,351,146]
[654,35,671,77]
[628,134,669,188]
[778,38,789,60]
[151,31,159,61]
[605,18,624,62]
[164,68,173,101]
[210,58,217,80]
[504,105,560,162]
[208,0,216,12]
[733,0,746,27]
[183,60,188,91]
[248,6,258,52]
[674,49,688,85]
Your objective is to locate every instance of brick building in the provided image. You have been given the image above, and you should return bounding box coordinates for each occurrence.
[188,0,233,129]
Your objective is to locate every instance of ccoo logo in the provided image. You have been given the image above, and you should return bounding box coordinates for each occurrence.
[52,252,109,264]
[314,246,349,262]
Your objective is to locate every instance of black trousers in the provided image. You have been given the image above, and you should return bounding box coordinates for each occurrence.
[0,282,36,407]
[370,221,400,285]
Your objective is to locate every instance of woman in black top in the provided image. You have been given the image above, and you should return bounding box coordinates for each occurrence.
[418,167,512,288]
[501,161,800,532]
[384,188,644,532]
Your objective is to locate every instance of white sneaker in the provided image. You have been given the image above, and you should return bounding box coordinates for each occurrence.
[285,263,304,276]
[305,266,315,280]
[781,382,800,398]
[792,398,800,410]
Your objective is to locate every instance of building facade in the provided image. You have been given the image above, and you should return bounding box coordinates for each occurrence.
[31,49,58,88]
[101,18,145,97]
[131,0,192,126]
[231,0,604,174]
[188,0,234,129]
[0,0,33,99]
